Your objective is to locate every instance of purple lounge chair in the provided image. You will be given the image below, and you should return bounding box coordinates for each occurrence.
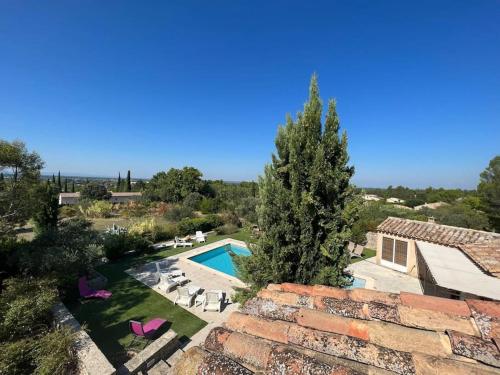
[78,276,112,299]
[129,318,167,347]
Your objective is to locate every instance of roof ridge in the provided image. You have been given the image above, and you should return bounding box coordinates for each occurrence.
[383,216,500,239]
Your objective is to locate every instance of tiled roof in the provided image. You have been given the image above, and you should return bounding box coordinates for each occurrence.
[109,191,142,196]
[173,283,500,375]
[459,240,500,277]
[377,217,500,246]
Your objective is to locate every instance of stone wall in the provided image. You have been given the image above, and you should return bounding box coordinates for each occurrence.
[52,303,116,375]
[365,231,377,249]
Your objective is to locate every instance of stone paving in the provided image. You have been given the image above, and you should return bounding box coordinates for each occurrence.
[348,257,423,294]
[127,239,247,348]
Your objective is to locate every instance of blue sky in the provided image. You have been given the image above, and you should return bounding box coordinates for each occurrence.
[1,1,499,188]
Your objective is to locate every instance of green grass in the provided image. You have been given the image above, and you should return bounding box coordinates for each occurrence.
[68,228,253,366]
[351,248,376,264]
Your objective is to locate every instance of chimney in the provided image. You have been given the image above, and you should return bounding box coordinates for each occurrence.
[428,216,435,224]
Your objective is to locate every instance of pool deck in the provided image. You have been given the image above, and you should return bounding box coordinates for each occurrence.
[348,257,423,294]
[126,239,248,349]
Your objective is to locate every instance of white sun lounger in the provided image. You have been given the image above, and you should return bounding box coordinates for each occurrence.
[174,236,193,248]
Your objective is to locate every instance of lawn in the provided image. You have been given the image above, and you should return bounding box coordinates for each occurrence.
[68,228,253,366]
[351,248,377,263]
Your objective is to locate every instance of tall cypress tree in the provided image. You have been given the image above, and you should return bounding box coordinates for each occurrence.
[71,180,75,193]
[126,170,131,192]
[52,174,56,184]
[235,75,360,291]
[0,172,4,191]
[117,172,121,192]
[64,178,68,193]
[57,171,61,191]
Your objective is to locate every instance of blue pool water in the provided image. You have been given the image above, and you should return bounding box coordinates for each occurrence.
[346,277,366,289]
[189,244,251,278]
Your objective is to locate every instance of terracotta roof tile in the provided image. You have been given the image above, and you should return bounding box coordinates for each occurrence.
[459,240,500,276]
[447,330,500,367]
[178,283,500,375]
[377,217,500,247]
[400,292,471,317]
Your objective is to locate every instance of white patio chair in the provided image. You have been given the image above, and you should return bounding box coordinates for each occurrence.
[195,231,206,243]
[203,290,223,312]
[174,287,196,307]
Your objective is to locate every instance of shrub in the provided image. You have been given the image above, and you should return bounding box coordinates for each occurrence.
[164,204,194,222]
[18,218,102,294]
[59,205,79,218]
[199,197,220,214]
[102,233,129,260]
[0,337,37,375]
[215,224,239,235]
[177,215,224,235]
[183,192,203,210]
[0,278,58,342]
[102,232,151,260]
[81,200,114,218]
[220,211,242,227]
[33,326,77,375]
[128,218,174,242]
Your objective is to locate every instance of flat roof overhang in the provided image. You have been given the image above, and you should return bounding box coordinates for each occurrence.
[416,241,500,300]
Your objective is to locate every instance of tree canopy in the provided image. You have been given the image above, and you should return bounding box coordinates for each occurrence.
[0,140,43,238]
[235,75,360,291]
[80,182,111,201]
[478,155,500,231]
[145,167,203,202]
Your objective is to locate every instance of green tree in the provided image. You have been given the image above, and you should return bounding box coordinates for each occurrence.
[64,178,68,193]
[33,184,59,234]
[0,172,4,191]
[116,172,121,192]
[0,140,43,238]
[57,171,61,191]
[71,180,75,193]
[52,174,55,184]
[80,182,111,200]
[145,167,203,202]
[235,75,360,292]
[126,170,131,192]
[478,156,500,231]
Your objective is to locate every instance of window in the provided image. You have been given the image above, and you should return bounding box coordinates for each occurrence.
[382,237,394,261]
[381,236,408,271]
[394,240,408,266]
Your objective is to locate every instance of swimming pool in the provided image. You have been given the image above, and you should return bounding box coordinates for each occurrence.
[346,277,366,289]
[188,244,251,278]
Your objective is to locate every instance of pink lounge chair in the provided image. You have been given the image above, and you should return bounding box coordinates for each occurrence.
[129,318,167,347]
[78,276,112,299]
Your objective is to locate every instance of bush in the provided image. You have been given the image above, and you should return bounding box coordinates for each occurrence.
[81,200,114,218]
[128,218,175,242]
[183,192,203,211]
[164,204,194,222]
[59,205,79,218]
[220,211,242,227]
[177,215,224,235]
[18,218,102,294]
[199,197,220,214]
[215,224,239,235]
[0,337,37,375]
[33,326,77,375]
[0,278,58,342]
[103,233,151,260]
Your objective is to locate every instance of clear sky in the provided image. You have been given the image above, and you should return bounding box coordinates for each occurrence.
[1,1,499,188]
